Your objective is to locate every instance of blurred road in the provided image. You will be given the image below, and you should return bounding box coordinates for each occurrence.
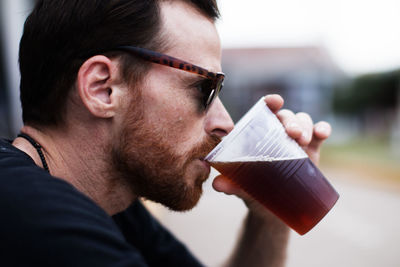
[145,167,400,267]
[286,167,400,267]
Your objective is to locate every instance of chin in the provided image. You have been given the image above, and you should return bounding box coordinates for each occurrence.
[164,176,206,212]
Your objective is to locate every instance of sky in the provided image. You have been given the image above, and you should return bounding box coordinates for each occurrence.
[216,0,400,76]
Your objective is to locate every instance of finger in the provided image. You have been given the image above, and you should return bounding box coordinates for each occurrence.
[212,175,258,206]
[308,121,332,152]
[212,175,241,196]
[295,112,314,146]
[276,109,302,140]
[264,94,284,113]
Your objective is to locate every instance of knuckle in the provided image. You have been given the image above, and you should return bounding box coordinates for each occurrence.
[277,109,295,119]
[296,112,313,124]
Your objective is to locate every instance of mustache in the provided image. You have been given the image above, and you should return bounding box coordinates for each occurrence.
[189,135,222,160]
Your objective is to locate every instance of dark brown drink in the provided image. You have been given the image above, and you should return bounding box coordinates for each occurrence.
[211,158,339,235]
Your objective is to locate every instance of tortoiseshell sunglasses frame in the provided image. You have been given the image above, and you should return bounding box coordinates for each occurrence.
[116,45,225,110]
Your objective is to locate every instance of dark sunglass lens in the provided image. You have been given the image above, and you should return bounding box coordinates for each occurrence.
[197,79,212,108]
[205,89,215,107]
[216,78,224,94]
[203,77,224,110]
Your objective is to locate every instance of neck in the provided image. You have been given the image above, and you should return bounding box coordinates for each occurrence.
[13,125,136,215]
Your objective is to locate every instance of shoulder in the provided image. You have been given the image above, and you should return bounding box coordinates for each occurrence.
[0,138,100,218]
[0,139,146,266]
[0,137,114,232]
[114,201,204,267]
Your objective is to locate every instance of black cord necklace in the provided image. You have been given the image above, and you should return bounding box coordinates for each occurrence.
[18,133,50,173]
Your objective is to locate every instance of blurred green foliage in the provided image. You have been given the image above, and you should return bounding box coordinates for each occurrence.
[321,138,400,182]
[322,137,394,164]
[333,69,400,114]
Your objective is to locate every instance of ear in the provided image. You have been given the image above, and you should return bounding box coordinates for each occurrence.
[77,55,122,118]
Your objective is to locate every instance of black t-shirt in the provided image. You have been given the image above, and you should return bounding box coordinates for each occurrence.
[0,139,203,266]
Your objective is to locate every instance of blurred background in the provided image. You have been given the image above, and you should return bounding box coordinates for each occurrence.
[1,0,399,266]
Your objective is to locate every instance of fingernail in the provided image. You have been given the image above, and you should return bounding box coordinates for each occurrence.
[301,131,309,140]
[288,122,299,129]
[316,124,328,134]
[264,95,273,103]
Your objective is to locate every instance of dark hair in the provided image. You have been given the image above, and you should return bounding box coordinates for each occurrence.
[19,0,220,126]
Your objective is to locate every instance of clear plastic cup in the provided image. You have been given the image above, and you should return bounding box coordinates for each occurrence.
[205,97,339,235]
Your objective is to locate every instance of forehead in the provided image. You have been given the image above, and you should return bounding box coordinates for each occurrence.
[159,1,222,72]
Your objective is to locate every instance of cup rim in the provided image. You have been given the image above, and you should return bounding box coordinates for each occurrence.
[205,96,267,162]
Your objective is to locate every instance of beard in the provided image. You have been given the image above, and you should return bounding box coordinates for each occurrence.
[108,93,221,211]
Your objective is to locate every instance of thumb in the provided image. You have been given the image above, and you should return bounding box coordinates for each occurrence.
[212,175,255,205]
[212,175,270,216]
[212,175,241,195]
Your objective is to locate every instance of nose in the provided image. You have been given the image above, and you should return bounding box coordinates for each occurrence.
[205,97,234,138]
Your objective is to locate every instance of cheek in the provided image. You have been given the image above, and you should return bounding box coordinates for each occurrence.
[146,100,205,150]
[141,73,205,145]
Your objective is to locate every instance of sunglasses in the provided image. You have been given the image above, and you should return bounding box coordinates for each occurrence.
[115,46,225,111]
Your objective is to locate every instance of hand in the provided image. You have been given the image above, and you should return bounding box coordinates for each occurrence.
[212,94,332,216]
[271,95,331,165]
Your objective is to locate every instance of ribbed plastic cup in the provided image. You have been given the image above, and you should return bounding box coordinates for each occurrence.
[206,97,339,235]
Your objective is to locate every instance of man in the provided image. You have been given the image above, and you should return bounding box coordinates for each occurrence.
[0,0,331,266]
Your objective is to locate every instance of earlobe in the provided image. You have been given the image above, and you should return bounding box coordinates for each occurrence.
[77,55,120,118]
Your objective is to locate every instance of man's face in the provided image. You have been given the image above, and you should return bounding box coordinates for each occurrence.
[111,1,234,211]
